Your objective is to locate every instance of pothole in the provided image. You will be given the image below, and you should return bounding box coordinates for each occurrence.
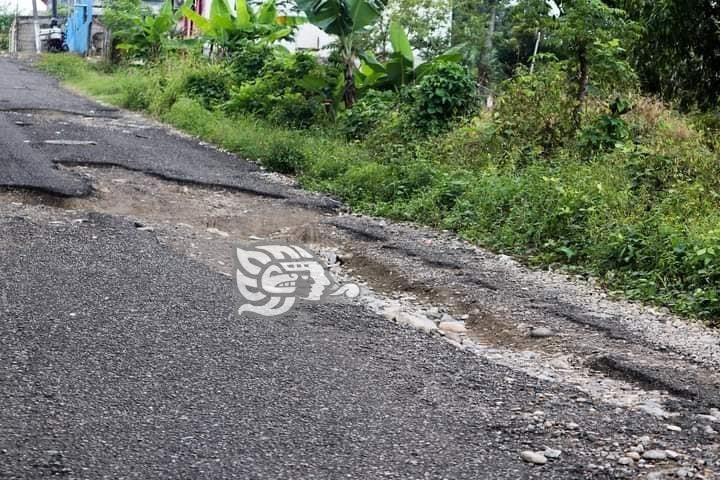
[0,165,687,414]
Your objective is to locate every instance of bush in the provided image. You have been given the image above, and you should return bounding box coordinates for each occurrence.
[262,143,307,175]
[577,98,632,155]
[228,41,273,83]
[225,51,336,128]
[493,64,576,161]
[338,90,398,140]
[409,62,477,133]
[117,70,157,110]
[184,63,232,109]
[267,93,325,129]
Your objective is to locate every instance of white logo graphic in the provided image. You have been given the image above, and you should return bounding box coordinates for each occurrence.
[235,243,360,317]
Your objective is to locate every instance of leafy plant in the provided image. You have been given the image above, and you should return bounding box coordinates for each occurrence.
[184,64,233,108]
[114,0,188,60]
[181,0,305,55]
[577,97,631,153]
[296,0,388,107]
[263,143,307,174]
[224,50,336,127]
[357,21,464,91]
[409,61,477,132]
[545,0,637,125]
[338,89,397,139]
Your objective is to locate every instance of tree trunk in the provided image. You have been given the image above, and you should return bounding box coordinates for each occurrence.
[343,58,357,108]
[342,39,356,109]
[574,45,589,126]
[478,1,496,107]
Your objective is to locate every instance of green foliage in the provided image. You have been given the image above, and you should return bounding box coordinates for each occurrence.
[36,53,89,80]
[224,51,336,128]
[296,0,387,37]
[296,0,388,107]
[184,64,232,108]
[614,0,720,110]
[408,61,476,132]
[355,0,452,60]
[102,0,149,59]
[263,143,307,174]
[577,97,632,154]
[112,0,188,61]
[227,40,273,83]
[357,21,464,91]
[492,63,576,160]
[338,90,397,139]
[0,8,13,51]
[180,0,303,55]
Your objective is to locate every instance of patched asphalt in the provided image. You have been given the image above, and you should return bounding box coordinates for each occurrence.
[0,57,338,210]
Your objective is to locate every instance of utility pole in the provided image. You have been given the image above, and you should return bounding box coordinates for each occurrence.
[479,0,497,108]
[529,30,541,74]
[31,0,40,53]
[52,0,57,19]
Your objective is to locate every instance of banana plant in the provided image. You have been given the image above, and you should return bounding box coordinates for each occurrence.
[116,0,190,60]
[357,21,463,91]
[181,0,305,54]
[296,0,387,107]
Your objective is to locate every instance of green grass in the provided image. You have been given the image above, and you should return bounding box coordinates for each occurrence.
[38,54,720,323]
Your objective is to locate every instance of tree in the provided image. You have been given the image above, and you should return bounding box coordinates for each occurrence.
[542,0,635,125]
[495,0,555,77]
[609,0,720,110]
[451,0,510,101]
[296,0,387,108]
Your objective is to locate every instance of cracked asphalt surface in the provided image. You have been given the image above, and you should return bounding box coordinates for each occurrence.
[1,57,719,478]
[0,210,656,479]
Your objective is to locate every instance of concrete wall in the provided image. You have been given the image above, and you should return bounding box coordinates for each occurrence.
[9,16,56,53]
[9,15,107,55]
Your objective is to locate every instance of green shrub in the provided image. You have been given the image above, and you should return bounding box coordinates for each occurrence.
[338,90,397,140]
[409,62,477,133]
[267,93,325,129]
[225,50,335,128]
[262,143,307,174]
[184,63,232,109]
[228,40,273,83]
[577,98,632,154]
[117,71,157,110]
[493,64,576,161]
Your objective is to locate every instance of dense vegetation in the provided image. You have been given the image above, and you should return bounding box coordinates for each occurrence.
[40,0,720,322]
[0,9,13,51]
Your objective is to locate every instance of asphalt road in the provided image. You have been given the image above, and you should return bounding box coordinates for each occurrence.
[0,57,716,479]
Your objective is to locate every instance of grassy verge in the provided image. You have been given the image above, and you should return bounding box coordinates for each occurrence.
[38,54,720,323]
